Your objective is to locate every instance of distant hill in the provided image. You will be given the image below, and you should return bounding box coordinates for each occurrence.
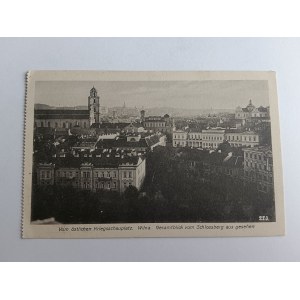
[34,103,234,117]
[34,104,53,109]
[34,104,87,110]
[142,107,234,117]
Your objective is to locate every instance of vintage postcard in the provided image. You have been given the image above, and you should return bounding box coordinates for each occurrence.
[22,71,285,238]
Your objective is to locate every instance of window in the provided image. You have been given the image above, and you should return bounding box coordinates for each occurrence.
[84,122,86,128]
[124,172,127,178]
[129,171,132,178]
[41,122,44,127]
[107,182,111,189]
[48,122,51,127]
[113,171,117,178]
[107,172,110,178]
[41,171,45,179]
[63,122,66,128]
[113,182,117,189]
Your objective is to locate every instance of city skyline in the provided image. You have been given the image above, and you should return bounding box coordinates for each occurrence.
[35,80,270,110]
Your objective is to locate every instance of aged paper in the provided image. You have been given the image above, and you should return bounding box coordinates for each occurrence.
[22,71,285,238]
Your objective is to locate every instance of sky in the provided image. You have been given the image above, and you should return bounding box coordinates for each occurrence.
[35,80,269,110]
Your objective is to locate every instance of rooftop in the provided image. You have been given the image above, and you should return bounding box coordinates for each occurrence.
[35,109,89,120]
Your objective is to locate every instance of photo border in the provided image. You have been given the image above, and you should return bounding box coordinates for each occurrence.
[22,71,285,238]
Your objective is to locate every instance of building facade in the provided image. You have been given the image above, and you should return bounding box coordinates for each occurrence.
[141,111,173,133]
[225,131,260,148]
[34,87,101,129]
[201,129,225,149]
[36,155,146,193]
[173,127,260,149]
[243,146,273,193]
[235,100,269,120]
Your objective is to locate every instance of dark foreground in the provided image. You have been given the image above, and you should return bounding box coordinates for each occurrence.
[31,147,275,224]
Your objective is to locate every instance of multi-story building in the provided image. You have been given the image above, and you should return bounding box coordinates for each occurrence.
[173,128,225,149]
[35,87,101,129]
[243,146,273,193]
[91,122,144,134]
[201,129,225,149]
[173,127,260,149]
[141,110,173,134]
[96,133,166,152]
[225,130,260,148]
[235,100,269,121]
[186,128,202,148]
[203,151,244,179]
[36,152,146,193]
[173,129,188,147]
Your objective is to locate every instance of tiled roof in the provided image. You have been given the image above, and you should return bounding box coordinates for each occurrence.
[35,109,89,120]
[38,153,144,169]
[96,138,148,149]
[257,106,268,112]
[145,135,161,147]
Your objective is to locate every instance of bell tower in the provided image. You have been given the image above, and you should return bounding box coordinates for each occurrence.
[88,86,100,125]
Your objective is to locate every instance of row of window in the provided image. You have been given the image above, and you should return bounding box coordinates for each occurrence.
[202,142,221,148]
[174,134,187,139]
[236,113,267,118]
[40,171,51,179]
[49,170,133,179]
[245,153,268,161]
[174,134,258,143]
[145,122,166,127]
[244,171,273,183]
[202,136,223,141]
[36,121,87,128]
[227,135,257,142]
[245,161,268,170]
[174,135,223,141]
[95,181,117,189]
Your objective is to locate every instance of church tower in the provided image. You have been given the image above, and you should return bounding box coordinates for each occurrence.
[88,87,100,125]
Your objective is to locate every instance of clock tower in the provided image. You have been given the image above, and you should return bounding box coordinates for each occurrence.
[88,86,100,125]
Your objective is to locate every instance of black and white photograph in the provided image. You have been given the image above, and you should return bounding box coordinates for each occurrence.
[22,71,285,238]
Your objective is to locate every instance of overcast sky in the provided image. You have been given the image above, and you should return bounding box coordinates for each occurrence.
[35,80,269,109]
